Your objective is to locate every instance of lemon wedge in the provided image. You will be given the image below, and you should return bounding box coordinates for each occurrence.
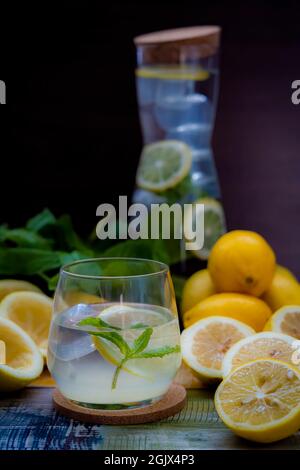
[222,331,298,377]
[0,317,43,391]
[215,359,300,443]
[181,316,254,382]
[0,279,42,301]
[0,291,53,360]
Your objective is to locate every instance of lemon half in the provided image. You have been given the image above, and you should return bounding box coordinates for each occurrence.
[264,305,300,339]
[0,317,43,391]
[181,316,254,382]
[222,331,298,377]
[215,359,300,443]
[0,279,42,302]
[0,291,53,359]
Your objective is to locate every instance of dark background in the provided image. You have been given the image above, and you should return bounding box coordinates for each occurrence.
[1,1,300,275]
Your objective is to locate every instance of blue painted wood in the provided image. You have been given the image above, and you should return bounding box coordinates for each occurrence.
[0,388,299,450]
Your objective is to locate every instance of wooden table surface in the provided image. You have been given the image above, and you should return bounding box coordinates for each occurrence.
[0,387,300,450]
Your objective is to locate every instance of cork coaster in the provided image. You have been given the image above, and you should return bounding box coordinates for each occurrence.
[53,384,186,425]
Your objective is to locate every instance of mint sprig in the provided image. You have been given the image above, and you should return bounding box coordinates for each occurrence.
[77,317,180,389]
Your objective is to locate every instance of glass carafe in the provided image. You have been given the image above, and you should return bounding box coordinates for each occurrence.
[133,26,226,270]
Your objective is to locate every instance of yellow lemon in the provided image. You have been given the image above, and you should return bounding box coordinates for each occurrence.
[0,279,42,302]
[0,291,53,359]
[181,316,254,382]
[262,265,300,311]
[181,269,216,313]
[264,305,300,339]
[183,293,272,331]
[215,359,300,443]
[0,317,43,391]
[208,230,276,297]
[222,331,298,377]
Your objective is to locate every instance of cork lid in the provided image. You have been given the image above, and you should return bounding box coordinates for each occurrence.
[134,26,221,63]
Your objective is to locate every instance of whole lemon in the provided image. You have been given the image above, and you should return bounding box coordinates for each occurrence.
[262,265,300,311]
[183,293,272,331]
[208,230,276,297]
[182,269,216,313]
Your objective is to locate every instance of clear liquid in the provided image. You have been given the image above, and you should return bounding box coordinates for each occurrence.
[135,65,220,200]
[48,302,181,408]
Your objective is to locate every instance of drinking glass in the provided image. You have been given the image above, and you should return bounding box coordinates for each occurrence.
[47,257,181,409]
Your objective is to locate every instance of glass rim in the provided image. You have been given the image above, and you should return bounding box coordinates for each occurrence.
[60,257,169,280]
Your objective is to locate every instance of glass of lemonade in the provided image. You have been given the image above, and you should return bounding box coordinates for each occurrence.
[47,258,181,409]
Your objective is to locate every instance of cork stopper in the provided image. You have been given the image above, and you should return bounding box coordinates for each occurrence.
[134,26,221,63]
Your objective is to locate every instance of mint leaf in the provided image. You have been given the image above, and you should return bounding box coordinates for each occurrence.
[130,322,149,329]
[130,328,153,356]
[92,331,131,356]
[26,208,56,232]
[0,228,53,250]
[132,344,181,359]
[78,316,121,330]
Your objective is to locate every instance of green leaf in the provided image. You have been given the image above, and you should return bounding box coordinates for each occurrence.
[91,331,131,356]
[130,327,153,356]
[0,248,64,275]
[47,273,60,291]
[55,214,94,255]
[133,344,181,359]
[0,228,52,249]
[78,316,121,330]
[130,322,149,329]
[0,248,86,276]
[26,209,56,232]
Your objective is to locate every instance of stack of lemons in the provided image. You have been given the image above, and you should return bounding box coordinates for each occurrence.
[181,230,300,443]
[0,280,53,391]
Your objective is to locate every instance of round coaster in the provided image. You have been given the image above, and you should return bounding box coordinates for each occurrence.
[53,384,186,425]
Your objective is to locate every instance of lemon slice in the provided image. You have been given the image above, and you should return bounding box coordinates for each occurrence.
[93,305,176,381]
[181,316,254,382]
[0,292,53,360]
[136,140,192,192]
[215,359,300,443]
[184,197,226,260]
[93,305,166,378]
[0,279,42,302]
[136,66,210,81]
[99,304,164,329]
[264,305,300,339]
[0,317,43,391]
[222,331,298,377]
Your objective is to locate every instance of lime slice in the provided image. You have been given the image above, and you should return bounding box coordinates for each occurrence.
[185,197,226,260]
[136,140,192,192]
[135,66,210,81]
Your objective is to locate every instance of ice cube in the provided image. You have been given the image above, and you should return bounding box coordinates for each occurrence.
[154,88,212,131]
[167,122,212,150]
[191,170,221,198]
[50,332,95,362]
[49,304,99,361]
